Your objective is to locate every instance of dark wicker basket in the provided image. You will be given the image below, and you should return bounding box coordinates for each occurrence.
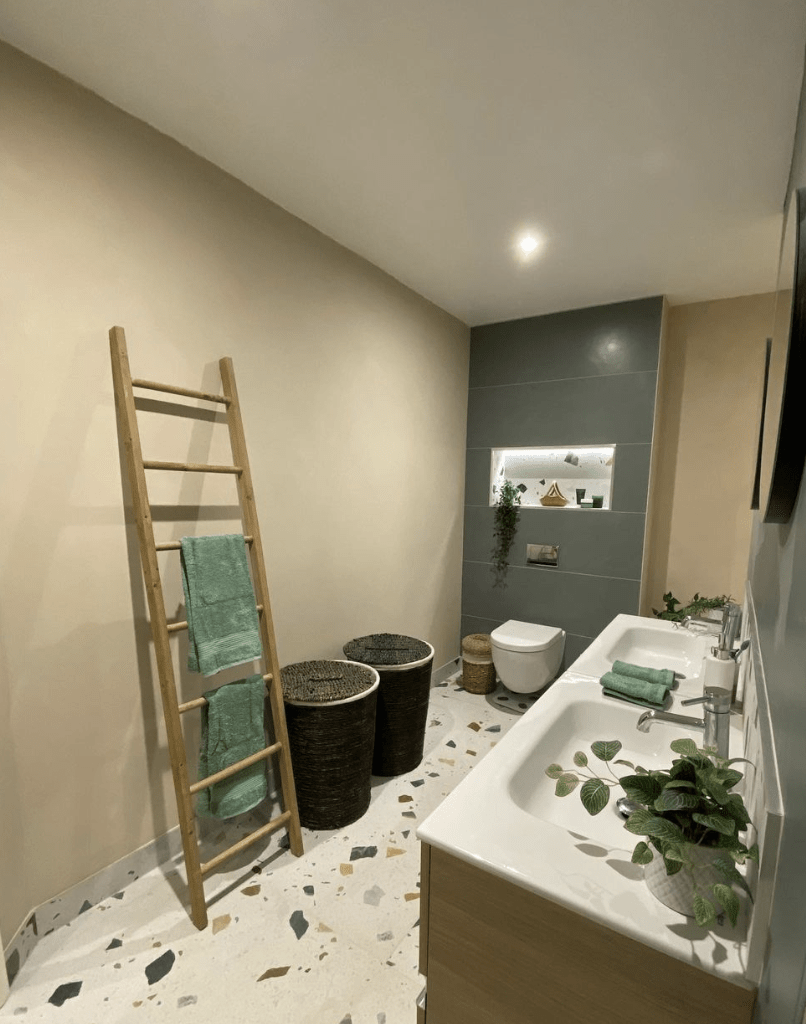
[281,660,379,830]
[343,633,434,777]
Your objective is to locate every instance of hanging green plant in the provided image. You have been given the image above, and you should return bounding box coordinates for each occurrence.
[491,479,522,588]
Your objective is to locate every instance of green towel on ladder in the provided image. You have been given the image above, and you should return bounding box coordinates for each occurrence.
[197,676,268,819]
[180,534,263,677]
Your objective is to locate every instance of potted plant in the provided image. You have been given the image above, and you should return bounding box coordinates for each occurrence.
[653,592,732,622]
[491,479,521,588]
[545,737,757,927]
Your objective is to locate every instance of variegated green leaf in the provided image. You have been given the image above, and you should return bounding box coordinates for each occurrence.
[703,774,730,805]
[662,854,684,875]
[631,841,654,865]
[554,773,580,798]
[591,740,622,762]
[692,812,736,836]
[715,768,743,790]
[622,809,657,835]
[573,751,588,768]
[723,794,752,826]
[545,764,563,779]
[670,738,698,756]
[643,817,686,844]
[654,789,700,812]
[712,883,740,927]
[579,778,610,815]
[620,774,663,804]
[693,894,717,928]
[713,857,753,902]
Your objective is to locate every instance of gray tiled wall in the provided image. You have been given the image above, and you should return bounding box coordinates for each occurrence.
[462,296,663,668]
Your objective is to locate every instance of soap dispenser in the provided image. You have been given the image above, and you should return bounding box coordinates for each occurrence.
[700,603,740,694]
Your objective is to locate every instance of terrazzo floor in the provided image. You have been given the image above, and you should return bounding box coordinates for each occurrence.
[1,676,538,1024]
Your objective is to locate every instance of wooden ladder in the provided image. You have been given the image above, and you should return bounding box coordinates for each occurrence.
[109,325,303,930]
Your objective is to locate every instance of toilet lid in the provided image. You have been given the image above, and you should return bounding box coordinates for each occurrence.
[490,619,564,653]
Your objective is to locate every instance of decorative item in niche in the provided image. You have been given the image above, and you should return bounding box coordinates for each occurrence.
[758,186,806,522]
[539,482,568,506]
[490,446,615,509]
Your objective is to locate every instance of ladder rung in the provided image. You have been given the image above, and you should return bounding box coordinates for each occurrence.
[131,378,229,405]
[166,604,264,634]
[156,536,254,551]
[200,811,292,876]
[178,673,273,714]
[143,460,242,474]
[190,741,282,795]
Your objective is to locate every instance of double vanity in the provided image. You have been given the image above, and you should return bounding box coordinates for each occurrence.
[416,614,766,1024]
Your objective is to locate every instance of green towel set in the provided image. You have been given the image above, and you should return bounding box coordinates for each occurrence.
[180,534,263,677]
[197,675,268,819]
[599,659,675,709]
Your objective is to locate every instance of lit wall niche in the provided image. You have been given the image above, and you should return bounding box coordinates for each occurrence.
[490,446,616,509]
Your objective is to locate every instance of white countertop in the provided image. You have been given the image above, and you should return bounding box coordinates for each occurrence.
[417,659,754,989]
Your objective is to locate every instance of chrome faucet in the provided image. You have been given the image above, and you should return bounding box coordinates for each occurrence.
[636,687,732,758]
[679,613,722,636]
[680,601,741,653]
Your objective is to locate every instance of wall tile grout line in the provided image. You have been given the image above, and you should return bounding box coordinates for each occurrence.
[468,369,658,392]
[461,613,595,643]
[465,442,652,450]
[464,504,645,515]
[461,559,641,583]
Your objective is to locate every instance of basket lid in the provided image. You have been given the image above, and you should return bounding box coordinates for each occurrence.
[462,633,492,656]
[343,633,432,667]
[490,620,564,653]
[281,660,377,704]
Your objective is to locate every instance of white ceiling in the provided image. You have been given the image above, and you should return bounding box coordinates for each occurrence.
[1,1,804,325]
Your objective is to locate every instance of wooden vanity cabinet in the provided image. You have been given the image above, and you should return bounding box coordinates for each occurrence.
[418,843,755,1024]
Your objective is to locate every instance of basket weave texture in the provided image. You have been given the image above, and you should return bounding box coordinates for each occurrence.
[461,633,492,658]
[281,660,374,703]
[343,633,433,777]
[343,634,431,666]
[281,660,378,830]
[461,633,496,694]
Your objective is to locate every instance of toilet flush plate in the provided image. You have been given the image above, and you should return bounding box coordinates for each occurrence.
[527,543,559,566]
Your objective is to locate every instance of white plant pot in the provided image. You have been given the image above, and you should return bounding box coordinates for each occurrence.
[643,844,725,917]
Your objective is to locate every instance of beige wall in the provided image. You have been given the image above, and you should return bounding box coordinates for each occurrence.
[0,44,469,941]
[642,293,775,614]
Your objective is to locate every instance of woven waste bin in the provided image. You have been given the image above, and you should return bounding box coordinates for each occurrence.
[343,633,434,777]
[281,659,379,830]
[461,633,496,694]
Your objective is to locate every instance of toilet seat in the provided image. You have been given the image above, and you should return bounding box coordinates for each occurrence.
[490,620,564,653]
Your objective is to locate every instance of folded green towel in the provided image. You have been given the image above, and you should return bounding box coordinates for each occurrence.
[600,671,669,709]
[612,659,675,691]
[197,675,268,819]
[180,535,262,677]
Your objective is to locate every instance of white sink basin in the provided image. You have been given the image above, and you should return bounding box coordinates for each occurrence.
[507,694,702,849]
[569,614,712,682]
[418,612,750,987]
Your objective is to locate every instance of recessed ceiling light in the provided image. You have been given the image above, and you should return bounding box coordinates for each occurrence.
[519,235,539,255]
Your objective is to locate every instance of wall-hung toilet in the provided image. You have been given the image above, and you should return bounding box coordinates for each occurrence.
[490,620,566,694]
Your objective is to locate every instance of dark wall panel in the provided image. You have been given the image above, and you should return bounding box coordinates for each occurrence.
[469,296,664,388]
[461,296,663,665]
